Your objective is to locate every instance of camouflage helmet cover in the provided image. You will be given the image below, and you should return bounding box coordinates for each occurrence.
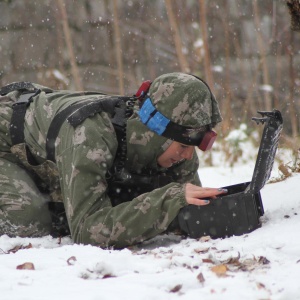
[148,72,222,128]
[126,73,222,171]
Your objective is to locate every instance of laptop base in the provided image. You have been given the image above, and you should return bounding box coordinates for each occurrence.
[178,182,263,239]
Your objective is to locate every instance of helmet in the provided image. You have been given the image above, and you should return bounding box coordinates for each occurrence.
[138,72,222,151]
[126,73,222,171]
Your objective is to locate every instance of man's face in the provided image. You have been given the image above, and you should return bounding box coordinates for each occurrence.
[157,141,195,168]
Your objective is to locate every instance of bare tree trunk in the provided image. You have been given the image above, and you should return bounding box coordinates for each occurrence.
[112,0,125,95]
[286,0,300,31]
[220,1,232,133]
[274,43,282,110]
[146,42,156,80]
[223,5,256,123]
[272,0,281,111]
[235,49,257,122]
[287,31,299,139]
[104,0,116,90]
[56,0,83,91]
[199,0,214,93]
[253,0,272,111]
[164,0,190,73]
[54,5,65,72]
[198,0,214,165]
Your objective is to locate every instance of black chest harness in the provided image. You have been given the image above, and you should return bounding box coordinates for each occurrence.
[1,82,175,208]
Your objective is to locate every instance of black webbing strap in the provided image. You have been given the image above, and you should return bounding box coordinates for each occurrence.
[67,97,126,127]
[0,82,36,96]
[46,101,93,162]
[9,90,40,145]
[46,97,130,162]
[2,81,43,146]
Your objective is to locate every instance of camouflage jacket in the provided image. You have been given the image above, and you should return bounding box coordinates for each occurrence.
[0,84,200,248]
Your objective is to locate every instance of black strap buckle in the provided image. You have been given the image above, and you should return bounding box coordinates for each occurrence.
[12,89,41,107]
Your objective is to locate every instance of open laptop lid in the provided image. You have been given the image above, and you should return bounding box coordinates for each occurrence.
[248,110,283,193]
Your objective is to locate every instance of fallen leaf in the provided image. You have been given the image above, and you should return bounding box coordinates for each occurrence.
[199,236,211,242]
[67,256,77,265]
[256,282,266,289]
[170,284,182,293]
[216,249,229,253]
[197,272,205,283]
[102,274,116,279]
[202,258,214,264]
[210,264,228,277]
[221,252,241,265]
[182,263,193,270]
[237,256,270,272]
[8,243,32,254]
[194,247,209,254]
[258,256,270,265]
[16,262,35,270]
[279,163,292,178]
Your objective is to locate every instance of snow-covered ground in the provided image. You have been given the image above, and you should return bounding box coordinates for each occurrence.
[0,149,299,300]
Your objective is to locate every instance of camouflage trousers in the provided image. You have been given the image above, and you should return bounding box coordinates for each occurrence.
[0,153,52,237]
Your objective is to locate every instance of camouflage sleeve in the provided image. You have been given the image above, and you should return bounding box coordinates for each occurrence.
[56,114,188,248]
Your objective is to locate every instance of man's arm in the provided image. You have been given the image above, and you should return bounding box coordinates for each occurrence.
[56,113,187,248]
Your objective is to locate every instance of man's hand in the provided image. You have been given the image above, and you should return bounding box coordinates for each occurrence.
[185,183,228,206]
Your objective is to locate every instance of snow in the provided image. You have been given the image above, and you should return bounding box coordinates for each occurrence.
[225,124,248,143]
[193,39,203,48]
[52,69,70,86]
[0,161,299,299]
[211,65,223,73]
[259,85,274,92]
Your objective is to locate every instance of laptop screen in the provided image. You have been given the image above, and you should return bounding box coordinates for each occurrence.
[248,110,283,193]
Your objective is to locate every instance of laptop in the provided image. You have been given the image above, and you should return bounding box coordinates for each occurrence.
[178,110,283,239]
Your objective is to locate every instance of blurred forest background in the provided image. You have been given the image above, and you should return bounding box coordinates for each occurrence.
[0,0,299,156]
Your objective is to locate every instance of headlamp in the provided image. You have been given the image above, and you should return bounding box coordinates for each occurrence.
[138,98,217,151]
[198,130,217,151]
